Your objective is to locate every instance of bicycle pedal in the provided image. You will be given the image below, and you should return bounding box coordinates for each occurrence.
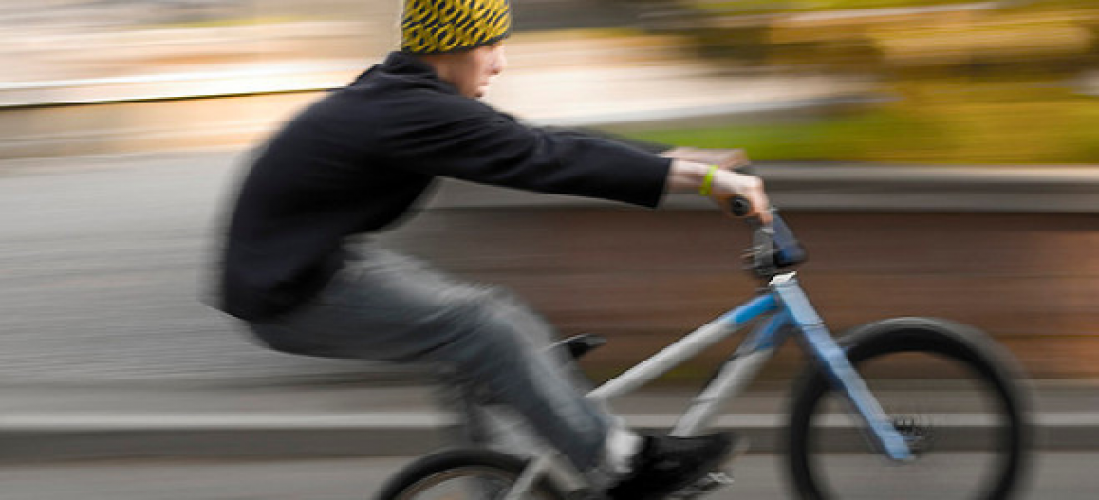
[668,471,736,499]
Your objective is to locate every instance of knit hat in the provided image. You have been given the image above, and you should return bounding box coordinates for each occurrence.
[401,0,512,55]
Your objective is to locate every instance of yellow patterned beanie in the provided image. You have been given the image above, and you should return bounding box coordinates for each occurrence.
[401,0,512,54]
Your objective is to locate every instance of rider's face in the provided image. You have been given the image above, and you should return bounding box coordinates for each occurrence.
[430,43,507,99]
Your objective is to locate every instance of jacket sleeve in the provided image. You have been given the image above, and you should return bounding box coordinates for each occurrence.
[377,95,672,208]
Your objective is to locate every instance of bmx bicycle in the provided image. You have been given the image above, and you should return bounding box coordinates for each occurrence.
[377,198,1031,500]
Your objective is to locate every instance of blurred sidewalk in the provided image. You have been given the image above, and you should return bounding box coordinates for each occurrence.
[1,379,1097,460]
[0,14,875,109]
[0,18,881,159]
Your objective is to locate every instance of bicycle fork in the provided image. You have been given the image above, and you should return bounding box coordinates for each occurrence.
[773,274,914,462]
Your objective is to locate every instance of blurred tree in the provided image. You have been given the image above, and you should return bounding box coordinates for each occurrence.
[625,0,1098,78]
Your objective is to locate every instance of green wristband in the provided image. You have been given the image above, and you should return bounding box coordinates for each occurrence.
[699,165,719,196]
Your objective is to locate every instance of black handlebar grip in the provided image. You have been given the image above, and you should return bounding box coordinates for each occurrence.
[729,196,752,217]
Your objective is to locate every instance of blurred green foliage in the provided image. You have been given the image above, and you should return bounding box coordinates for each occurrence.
[621,0,1099,163]
[624,77,1099,163]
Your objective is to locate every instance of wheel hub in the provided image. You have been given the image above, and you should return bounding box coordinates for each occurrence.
[892,415,934,455]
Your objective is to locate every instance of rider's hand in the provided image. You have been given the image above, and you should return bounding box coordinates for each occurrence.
[666,158,772,225]
[711,169,772,225]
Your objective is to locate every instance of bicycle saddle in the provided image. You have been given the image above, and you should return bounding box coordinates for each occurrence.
[550,334,606,361]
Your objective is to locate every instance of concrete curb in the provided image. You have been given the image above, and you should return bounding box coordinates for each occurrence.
[2,410,1095,461]
[0,60,370,109]
[1,380,1096,461]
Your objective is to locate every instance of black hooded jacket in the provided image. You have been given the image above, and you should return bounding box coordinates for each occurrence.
[217,51,672,321]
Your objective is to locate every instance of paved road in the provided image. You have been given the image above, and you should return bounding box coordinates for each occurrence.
[0,452,1094,499]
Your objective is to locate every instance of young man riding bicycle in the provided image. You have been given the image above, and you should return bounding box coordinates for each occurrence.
[214,0,769,497]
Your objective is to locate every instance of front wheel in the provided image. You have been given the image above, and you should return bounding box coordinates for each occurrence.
[376,448,570,500]
[787,318,1031,500]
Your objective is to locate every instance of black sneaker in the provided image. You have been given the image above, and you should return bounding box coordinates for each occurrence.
[605,432,743,500]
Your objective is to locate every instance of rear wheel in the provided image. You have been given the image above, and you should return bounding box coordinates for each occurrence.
[787,318,1031,500]
[376,448,569,500]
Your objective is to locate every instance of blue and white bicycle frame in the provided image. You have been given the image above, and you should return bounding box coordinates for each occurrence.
[587,271,912,461]
[505,271,915,499]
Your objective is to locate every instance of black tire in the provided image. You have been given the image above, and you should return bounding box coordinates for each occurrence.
[376,448,570,500]
[786,318,1031,500]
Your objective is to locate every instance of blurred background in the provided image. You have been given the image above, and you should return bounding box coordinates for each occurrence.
[1,1,1098,498]
[4,0,1098,161]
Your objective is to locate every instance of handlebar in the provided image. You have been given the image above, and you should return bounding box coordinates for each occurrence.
[725,195,808,278]
[722,165,808,277]
[728,195,753,217]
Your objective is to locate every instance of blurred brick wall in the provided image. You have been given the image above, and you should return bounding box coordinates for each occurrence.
[380,209,1099,383]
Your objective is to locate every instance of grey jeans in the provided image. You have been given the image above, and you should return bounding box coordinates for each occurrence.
[248,245,611,471]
